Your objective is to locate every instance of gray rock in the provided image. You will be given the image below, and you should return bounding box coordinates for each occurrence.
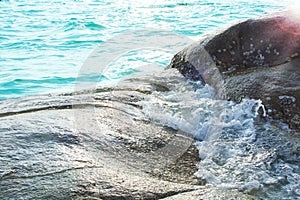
[0,69,255,199]
[168,12,300,131]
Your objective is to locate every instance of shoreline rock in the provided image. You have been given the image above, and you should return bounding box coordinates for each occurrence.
[168,12,300,131]
[0,69,257,199]
[2,12,299,199]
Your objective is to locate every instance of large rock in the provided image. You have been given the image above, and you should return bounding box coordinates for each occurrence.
[168,12,300,131]
[0,70,255,199]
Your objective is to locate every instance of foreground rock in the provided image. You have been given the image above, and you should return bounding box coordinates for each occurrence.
[168,12,300,131]
[0,70,255,199]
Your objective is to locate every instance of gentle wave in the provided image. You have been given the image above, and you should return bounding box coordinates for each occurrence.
[0,0,289,99]
[0,77,76,99]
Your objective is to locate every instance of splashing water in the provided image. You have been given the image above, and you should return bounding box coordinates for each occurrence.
[142,79,300,199]
[1,1,299,199]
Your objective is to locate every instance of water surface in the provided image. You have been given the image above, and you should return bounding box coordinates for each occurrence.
[1,1,299,199]
[0,0,289,99]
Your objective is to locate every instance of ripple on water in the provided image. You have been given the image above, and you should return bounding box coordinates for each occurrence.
[0,0,298,199]
[0,0,289,99]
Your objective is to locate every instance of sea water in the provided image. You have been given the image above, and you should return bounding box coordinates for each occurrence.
[0,0,289,99]
[1,0,299,199]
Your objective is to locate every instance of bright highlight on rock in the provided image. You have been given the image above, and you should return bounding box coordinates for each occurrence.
[277,4,300,35]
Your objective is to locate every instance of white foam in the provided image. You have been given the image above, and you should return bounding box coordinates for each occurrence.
[141,79,299,199]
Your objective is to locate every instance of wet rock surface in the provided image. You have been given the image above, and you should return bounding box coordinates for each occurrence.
[168,12,300,131]
[0,69,255,199]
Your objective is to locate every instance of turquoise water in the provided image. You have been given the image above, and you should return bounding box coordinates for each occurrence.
[0,0,289,100]
[1,1,300,199]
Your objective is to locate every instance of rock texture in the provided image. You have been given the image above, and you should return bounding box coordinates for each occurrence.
[0,69,255,199]
[168,13,300,131]
[3,12,298,199]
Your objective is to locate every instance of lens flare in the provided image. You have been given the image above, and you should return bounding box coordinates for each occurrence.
[289,2,300,21]
[276,4,300,35]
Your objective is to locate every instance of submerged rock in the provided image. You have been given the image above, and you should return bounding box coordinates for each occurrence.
[168,12,300,131]
[0,69,255,199]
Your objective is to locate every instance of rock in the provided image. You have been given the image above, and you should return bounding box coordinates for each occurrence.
[0,69,255,199]
[162,187,257,200]
[168,12,300,131]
